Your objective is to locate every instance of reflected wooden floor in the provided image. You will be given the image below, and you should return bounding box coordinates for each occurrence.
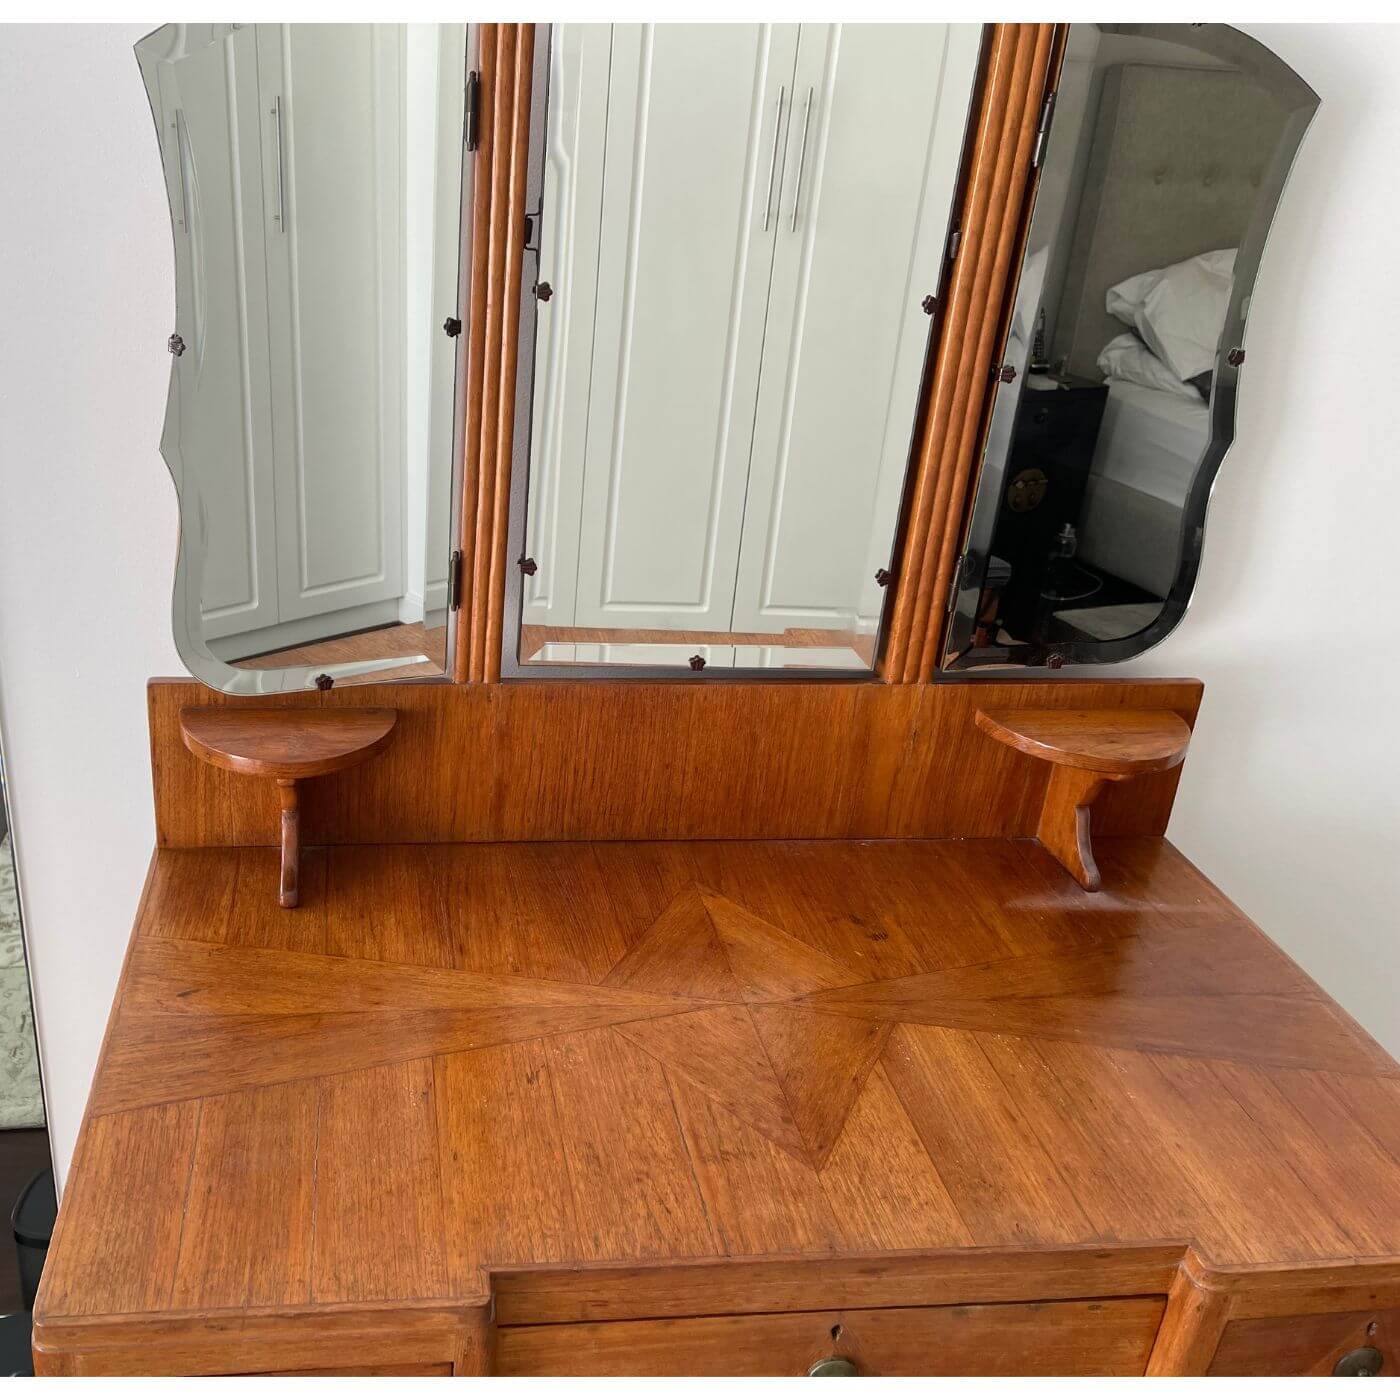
[233,622,448,685]
[521,625,878,666]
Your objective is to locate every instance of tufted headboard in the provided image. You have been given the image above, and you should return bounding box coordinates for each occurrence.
[1055,63,1289,380]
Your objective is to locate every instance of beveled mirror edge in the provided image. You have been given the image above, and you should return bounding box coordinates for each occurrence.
[942,23,1320,673]
[137,23,468,696]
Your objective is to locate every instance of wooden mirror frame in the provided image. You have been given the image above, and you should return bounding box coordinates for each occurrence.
[449,22,1064,686]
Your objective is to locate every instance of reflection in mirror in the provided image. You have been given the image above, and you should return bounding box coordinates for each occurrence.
[945,24,1317,669]
[136,24,469,692]
[509,24,982,674]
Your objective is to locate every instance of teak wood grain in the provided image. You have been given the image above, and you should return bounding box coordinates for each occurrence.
[149,678,1202,847]
[178,707,397,780]
[975,708,1191,891]
[455,23,534,683]
[494,1297,1166,1376]
[35,835,1400,1375]
[975,708,1191,776]
[178,707,397,908]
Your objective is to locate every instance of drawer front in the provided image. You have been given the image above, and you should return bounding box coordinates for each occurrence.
[496,1297,1166,1376]
[1209,1307,1399,1376]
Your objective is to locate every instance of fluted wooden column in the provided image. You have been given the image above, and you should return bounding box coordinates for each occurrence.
[454,23,535,683]
[882,23,1062,683]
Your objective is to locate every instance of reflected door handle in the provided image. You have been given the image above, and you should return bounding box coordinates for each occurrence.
[762,86,786,232]
[789,87,814,232]
[270,95,287,232]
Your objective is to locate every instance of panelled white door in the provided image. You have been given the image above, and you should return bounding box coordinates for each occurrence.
[256,25,405,626]
[527,23,980,647]
[155,24,410,653]
[534,24,801,631]
[732,24,982,634]
[522,24,615,629]
[159,26,281,643]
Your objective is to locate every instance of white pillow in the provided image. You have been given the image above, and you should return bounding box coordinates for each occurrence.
[1097,332,1203,401]
[1105,249,1236,383]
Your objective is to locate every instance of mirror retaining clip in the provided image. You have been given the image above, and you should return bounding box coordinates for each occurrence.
[994,363,1017,384]
[443,316,462,338]
[168,333,185,357]
[688,655,706,671]
[874,568,895,587]
[518,556,538,576]
[535,282,553,302]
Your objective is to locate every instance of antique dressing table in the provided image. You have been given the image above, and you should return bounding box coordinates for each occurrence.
[35,21,1400,1378]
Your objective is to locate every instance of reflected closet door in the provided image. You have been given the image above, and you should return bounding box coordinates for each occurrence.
[730,23,981,635]
[570,24,801,632]
[160,26,281,643]
[256,24,406,626]
[522,24,614,631]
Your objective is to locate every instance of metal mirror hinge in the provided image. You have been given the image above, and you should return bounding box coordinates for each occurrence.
[464,70,481,151]
[1031,89,1058,169]
[946,222,962,262]
[447,549,463,612]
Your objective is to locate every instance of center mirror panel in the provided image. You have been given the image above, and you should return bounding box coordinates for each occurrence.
[509,24,982,674]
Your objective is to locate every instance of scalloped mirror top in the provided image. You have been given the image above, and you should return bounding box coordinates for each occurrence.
[136,23,468,693]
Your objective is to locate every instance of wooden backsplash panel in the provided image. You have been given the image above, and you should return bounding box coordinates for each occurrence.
[148,678,1203,847]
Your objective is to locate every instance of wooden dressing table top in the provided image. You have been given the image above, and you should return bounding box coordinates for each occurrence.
[37,836,1400,1368]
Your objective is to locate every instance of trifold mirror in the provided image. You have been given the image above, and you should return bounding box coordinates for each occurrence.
[138,24,469,693]
[945,24,1318,668]
[141,23,1318,689]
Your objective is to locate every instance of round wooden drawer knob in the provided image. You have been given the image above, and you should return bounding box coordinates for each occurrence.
[808,1357,859,1377]
[1334,1347,1384,1376]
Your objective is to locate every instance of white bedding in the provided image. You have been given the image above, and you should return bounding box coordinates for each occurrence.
[1088,377,1210,507]
[1077,377,1210,597]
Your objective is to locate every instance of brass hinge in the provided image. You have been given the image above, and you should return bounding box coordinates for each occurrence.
[448,549,463,612]
[464,70,481,152]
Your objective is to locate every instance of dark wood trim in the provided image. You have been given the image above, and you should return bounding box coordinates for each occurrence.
[148,676,1201,848]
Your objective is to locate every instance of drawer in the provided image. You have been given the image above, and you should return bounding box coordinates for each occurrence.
[495,1296,1166,1376]
[1209,1306,1399,1376]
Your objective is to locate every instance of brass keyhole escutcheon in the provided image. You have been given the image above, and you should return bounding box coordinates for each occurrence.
[1007,467,1048,513]
[808,1357,859,1377]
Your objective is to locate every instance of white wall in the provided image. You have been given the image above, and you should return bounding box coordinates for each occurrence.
[0,23,1397,1188]
[1125,24,1400,1058]
[0,25,184,1184]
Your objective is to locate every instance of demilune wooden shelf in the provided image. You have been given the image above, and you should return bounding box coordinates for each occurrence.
[179,706,397,908]
[975,708,1191,892]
